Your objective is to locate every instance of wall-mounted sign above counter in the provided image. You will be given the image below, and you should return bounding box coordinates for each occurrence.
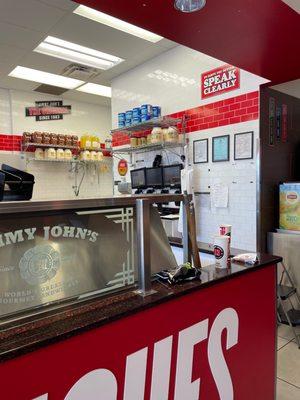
[201,64,240,99]
[25,100,72,121]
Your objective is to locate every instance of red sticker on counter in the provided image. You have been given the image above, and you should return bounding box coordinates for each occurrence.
[201,64,240,99]
[118,159,128,176]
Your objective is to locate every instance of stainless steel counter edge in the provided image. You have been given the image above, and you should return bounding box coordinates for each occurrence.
[0,194,189,214]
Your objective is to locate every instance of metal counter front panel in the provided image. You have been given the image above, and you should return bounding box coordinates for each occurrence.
[0,208,133,318]
[0,265,277,399]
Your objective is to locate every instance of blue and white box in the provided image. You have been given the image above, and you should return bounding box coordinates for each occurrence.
[132,116,141,124]
[141,114,151,122]
[141,104,153,117]
[125,110,133,121]
[152,106,161,118]
[133,107,141,118]
[118,113,126,123]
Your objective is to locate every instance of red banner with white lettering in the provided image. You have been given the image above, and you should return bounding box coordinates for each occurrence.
[201,64,240,99]
[0,266,276,399]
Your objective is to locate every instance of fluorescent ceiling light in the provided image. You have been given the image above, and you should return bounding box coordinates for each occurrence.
[74,5,163,43]
[8,66,83,89]
[34,36,124,70]
[76,83,112,97]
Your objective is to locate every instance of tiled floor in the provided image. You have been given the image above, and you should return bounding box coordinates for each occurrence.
[277,324,300,399]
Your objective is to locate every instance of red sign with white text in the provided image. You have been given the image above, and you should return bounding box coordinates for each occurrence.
[0,266,276,399]
[201,64,240,99]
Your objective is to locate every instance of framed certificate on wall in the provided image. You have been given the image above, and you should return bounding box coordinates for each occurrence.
[212,135,230,162]
[234,131,254,160]
[193,139,208,164]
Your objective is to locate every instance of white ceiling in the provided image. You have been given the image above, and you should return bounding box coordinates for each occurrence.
[0,0,176,106]
[271,79,300,99]
[282,0,300,13]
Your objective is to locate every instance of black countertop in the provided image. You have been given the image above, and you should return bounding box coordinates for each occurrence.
[0,254,281,363]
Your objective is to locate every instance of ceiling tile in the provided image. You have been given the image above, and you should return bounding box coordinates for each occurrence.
[0,22,45,50]
[271,79,300,99]
[36,0,77,11]
[0,0,67,32]
[0,44,28,64]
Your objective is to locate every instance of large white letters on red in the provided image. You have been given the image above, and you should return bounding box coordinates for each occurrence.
[32,307,239,400]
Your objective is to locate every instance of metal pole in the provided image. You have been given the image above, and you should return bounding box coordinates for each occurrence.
[135,199,156,296]
[182,196,191,263]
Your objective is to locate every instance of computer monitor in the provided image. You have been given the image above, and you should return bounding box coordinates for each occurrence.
[146,167,163,188]
[130,168,146,189]
[163,164,182,188]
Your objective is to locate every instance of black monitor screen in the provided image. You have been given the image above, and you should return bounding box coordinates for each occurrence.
[163,164,182,187]
[146,167,163,188]
[130,168,146,189]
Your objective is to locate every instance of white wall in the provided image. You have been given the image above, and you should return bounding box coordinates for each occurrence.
[0,88,12,133]
[190,121,258,252]
[11,90,111,139]
[0,88,113,200]
[111,45,266,252]
[111,46,267,128]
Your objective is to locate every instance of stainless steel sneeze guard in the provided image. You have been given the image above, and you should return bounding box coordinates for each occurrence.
[0,195,190,321]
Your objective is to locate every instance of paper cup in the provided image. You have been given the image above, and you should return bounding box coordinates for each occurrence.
[219,224,232,262]
[219,224,232,237]
[213,235,230,269]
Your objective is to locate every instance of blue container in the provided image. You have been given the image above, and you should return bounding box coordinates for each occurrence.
[132,107,141,118]
[125,110,133,121]
[118,120,125,128]
[118,112,126,123]
[132,116,141,124]
[125,119,132,127]
[141,104,153,116]
[141,114,151,122]
[152,106,161,118]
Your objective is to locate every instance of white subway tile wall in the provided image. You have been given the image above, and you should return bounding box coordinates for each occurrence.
[189,120,258,251]
[0,152,114,200]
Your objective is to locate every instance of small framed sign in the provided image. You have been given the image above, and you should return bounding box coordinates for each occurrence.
[193,139,208,164]
[212,135,230,162]
[234,131,254,160]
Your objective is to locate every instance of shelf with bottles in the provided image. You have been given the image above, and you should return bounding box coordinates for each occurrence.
[111,116,182,136]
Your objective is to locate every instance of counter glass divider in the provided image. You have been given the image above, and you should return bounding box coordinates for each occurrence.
[0,194,190,326]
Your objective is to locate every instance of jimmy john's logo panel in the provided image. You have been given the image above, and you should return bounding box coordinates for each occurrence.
[0,208,134,317]
[25,100,71,121]
[201,64,240,99]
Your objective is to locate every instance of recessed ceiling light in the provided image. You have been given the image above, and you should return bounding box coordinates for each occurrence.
[76,83,112,97]
[74,5,163,43]
[8,66,84,89]
[174,0,206,13]
[34,36,124,70]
